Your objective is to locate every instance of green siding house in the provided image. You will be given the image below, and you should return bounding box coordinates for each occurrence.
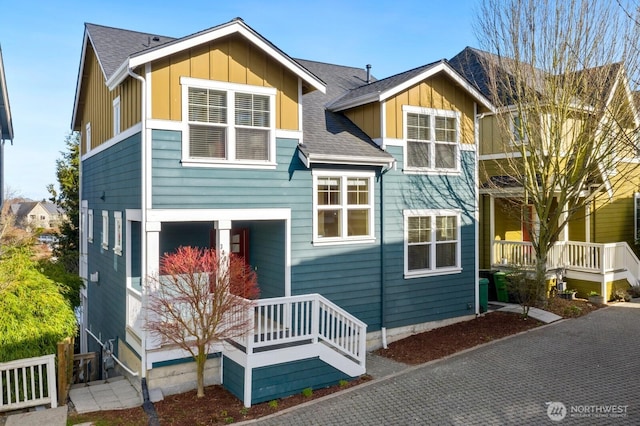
[71,18,493,406]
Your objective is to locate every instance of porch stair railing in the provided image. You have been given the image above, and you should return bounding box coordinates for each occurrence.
[493,240,640,284]
[225,293,367,407]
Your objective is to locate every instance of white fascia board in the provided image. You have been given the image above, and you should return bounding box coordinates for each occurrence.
[71,34,90,129]
[327,92,382,112]
[379,63,495,112]
[306,153,394,167]
[114,21,325,94]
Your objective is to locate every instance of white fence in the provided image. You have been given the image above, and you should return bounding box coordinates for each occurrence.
[0,354,57,412]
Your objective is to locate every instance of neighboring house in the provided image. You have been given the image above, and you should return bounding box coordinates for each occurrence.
[450,47,640,301]
[0,45,14,210]
[10,201,65,231]
[72,19,492,405]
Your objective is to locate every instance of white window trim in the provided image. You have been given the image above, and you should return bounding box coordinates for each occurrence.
[85,122,91,153]
[113,96,121,136]
[113,211,123,256]
[180,77,277,169]
[312,170,376,246]
[87,209,94,243]
[510,112,529,146]
[402,105,461,174]
[101,210,109,250]
[403,209,462,279]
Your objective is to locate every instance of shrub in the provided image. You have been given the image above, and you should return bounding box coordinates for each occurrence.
[268,400,278,410]
[0,246,77,362]
[301,387,313,398]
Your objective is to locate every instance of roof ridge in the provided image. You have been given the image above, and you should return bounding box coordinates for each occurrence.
[85,22,175,41]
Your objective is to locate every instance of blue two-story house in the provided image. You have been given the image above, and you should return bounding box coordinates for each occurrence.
[72,18,493,406]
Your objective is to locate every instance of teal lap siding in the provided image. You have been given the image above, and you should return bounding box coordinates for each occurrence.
[82,133,142,355]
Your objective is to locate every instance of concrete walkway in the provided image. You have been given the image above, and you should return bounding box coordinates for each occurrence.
[69,376,142,414]
[254,302,640,425]
[491,301,563,323]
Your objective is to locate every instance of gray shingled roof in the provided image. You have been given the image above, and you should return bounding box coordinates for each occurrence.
[326,60,442,111]
[295,59,394,165]
[449,46,622,109]
[85,23,176,81]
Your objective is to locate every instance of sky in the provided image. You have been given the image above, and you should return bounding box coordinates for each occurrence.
[0,0,479,201]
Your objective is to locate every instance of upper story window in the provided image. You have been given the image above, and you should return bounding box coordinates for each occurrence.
[511,113,528,145]
[403,106,459,173]
[312,171,375,245]
[404,209,461,278]
[181,77,277,168]
[113,96,121,136]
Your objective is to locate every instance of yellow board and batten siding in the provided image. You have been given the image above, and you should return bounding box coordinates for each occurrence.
[383,75,475,145]
[150,34,299,130]
[78,45,141,155]
[344,104,381,140]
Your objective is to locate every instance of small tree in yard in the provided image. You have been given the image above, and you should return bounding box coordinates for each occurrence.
[145,246,259,398]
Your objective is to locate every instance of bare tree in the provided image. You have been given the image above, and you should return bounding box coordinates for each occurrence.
[145,246,259,397]
[468,0,640,304]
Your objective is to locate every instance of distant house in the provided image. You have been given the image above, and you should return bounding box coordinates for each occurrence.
[10,201,65,231]
[0,44,14,209]
[72,18,493,406]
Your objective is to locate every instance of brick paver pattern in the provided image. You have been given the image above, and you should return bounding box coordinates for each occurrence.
[256,304,640,425]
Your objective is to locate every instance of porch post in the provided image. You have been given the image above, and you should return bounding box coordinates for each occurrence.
[145,221,161,355]
[559,202,569,242]
[489,195,495,266]
[215,220,232,255]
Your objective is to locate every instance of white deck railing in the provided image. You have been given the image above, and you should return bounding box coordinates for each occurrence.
[0,354,57,412]
[126,287,143,337]
[493,240,640,278]
[232,294,367,368]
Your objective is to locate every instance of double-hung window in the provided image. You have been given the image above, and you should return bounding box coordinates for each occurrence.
[313,171,375,244]
[404,106,459,172]
[404,210,461,277]
[511,113,528,145]
[181,77,276,167]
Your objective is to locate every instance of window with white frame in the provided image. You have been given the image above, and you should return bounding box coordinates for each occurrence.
[85,122,91,153]
[511,113,528,145]
[101,210,109,250]
[181,77,276,166]
[113,96,121,136]
[313,171,375,244]
[404,210,461,277]
[113,211,122,256]
[87,210,93,243]
[404,106,459,171]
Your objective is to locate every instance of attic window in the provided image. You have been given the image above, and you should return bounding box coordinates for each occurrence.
[181,77,276,169]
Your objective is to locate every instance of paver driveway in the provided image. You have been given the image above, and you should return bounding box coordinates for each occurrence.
[255,303,640,425]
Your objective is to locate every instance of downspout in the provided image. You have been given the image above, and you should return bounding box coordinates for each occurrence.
[128,66,147,380]
[380,162,393,349]
[474,103,480,316]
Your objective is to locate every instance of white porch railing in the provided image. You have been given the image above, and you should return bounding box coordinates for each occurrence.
[232,294,367,368]
[493,240,640,278]
[126,287,143,337]
[0,354,57,412]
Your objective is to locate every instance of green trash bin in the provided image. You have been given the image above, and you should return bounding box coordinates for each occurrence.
[494,272,509,302]
[479,278,489,313]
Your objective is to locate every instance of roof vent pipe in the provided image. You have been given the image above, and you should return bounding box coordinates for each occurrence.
[366,64,371,84]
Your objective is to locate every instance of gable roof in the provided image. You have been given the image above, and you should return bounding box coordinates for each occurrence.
[449,46,625,113]
[295,59,394,167]
[72,18,326,129]
[326,59,494,112]
[0,45,13,142]
[10,201,63,219]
